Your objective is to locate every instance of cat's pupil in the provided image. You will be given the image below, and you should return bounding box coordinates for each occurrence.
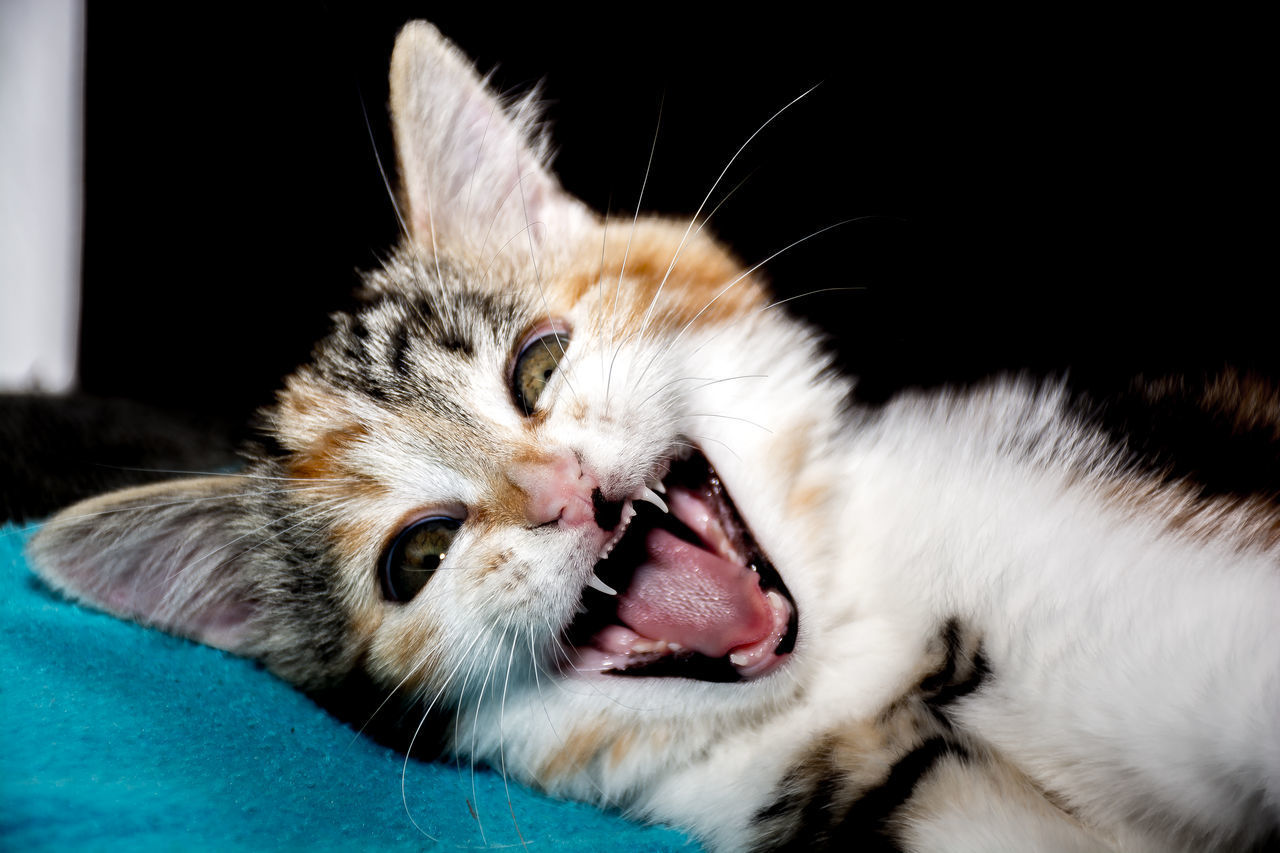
[511,332,570,415]
[380,516,460,603]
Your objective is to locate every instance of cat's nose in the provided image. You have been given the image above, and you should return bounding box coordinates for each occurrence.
[509,451,602,529]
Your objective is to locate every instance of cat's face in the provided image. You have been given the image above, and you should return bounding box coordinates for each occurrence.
[32,21,851,802]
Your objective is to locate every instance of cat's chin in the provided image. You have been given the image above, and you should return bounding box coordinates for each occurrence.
[560,449,798,683]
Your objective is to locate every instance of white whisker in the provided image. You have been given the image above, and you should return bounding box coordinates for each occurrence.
[468,622,511,846]
[684,412,774,433]
[399,629,488,842]
[498,626,529,850]
[633,218,856,393]
[635,86,820,341]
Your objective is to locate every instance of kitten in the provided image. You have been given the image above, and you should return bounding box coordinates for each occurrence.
[30,21,1280,852]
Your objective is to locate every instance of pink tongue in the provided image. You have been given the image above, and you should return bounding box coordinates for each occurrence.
[616,528,772,658]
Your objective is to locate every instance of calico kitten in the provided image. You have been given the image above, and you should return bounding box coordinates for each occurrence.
[30,21,1280,852]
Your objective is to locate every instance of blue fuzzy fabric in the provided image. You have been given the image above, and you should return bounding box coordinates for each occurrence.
[0,523,700,852]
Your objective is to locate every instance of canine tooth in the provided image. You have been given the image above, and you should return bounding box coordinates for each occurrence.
[636,486,669,514]
[587,574,618,596]
[648,478,667,494]
[729,652,750,667]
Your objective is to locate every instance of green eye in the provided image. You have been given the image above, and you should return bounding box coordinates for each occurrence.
[380,517,460,603]
[511,330,571,415]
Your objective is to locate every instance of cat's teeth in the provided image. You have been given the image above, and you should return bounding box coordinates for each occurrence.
[598,500,636,560]
[635,486,669,514]
[586,574,617,596]
[648,478,667,495]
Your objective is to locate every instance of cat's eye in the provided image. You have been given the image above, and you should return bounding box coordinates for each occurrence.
[511,327,571,415]
[380,516,460,603]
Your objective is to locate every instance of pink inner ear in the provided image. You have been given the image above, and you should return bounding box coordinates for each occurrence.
[189,599,258,651]
[388,21,590,263]
[28,475,263,657]
[101,566,257,653]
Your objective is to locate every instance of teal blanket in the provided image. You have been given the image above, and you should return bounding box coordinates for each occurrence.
[0,523,698,851]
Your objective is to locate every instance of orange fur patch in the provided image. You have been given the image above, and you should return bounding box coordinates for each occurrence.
[369,614,444,691]
[285,423,370,480]
[556,217,768,335]
[537,721,607,782]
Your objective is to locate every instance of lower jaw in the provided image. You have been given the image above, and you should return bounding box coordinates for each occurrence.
[560,646,792,684]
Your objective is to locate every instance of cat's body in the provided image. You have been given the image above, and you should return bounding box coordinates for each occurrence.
[29,22,1280,852]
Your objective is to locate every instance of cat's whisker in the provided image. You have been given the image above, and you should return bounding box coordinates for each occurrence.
[202,493,348,563]
[399,628,490,843]
[478,164,550,277]
[355,71,445,303]
[759,286,866,313]
[680,433,744,463]
[603,327,647,417]
[603,98,664,410]
[537,616,671,715]
[594,209,614,394]
[604,148,755,409]
[630,218,857,395]
[115,491,350,610]
[524,628,616,802]
[348,645,443,751]
[462,103,498,252]
[498,625,530,850]
[513,99,545,287]
[509,136,584,413]
[535,333,582,413]
[684,412,774,434]
[356,83,414,247]
[85,464,355,484]
[634,86,819,343]
[636,373,768,410]
[447,626,491,772]
[468,622,514,847]
[45,484,326,526]
[141,493,356,629]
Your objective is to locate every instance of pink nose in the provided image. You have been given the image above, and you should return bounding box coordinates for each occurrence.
[510,452,600,528]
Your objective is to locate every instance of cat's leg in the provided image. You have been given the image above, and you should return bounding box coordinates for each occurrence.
[744,621,1110,852]
[745,698,1109,853]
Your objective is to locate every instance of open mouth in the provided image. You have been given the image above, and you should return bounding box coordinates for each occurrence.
[562,449,798,682]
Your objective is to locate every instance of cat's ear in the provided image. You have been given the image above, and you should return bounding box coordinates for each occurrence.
[28,477,263,654]
[388,21,593,266]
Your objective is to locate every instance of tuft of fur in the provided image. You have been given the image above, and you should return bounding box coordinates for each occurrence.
[29,20,1280,852]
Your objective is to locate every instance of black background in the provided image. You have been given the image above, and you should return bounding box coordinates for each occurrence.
[78,6,1272,434]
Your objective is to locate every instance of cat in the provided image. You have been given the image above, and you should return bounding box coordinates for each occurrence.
[28,20,1280,852]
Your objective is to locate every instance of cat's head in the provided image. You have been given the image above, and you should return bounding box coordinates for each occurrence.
[31,21,850,800]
